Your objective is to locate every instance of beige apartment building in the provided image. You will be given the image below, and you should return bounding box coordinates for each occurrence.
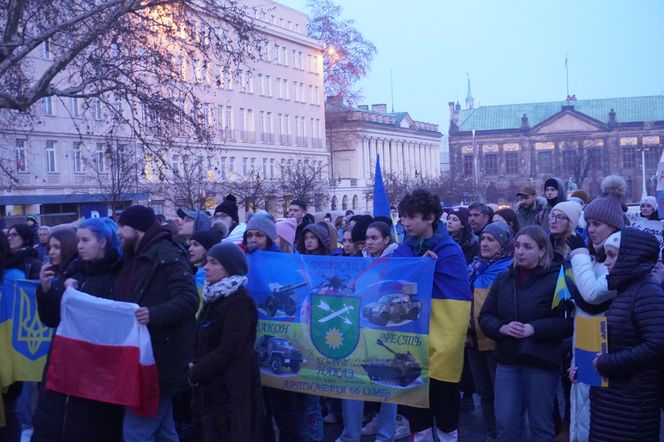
[326,101,442,211]
[0,1,327,222]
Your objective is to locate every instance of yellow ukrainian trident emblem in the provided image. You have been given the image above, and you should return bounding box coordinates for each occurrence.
[13,283,52,360]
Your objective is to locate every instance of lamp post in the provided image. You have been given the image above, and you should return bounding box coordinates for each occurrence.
[472,129,479,201]
[639,143,650,200]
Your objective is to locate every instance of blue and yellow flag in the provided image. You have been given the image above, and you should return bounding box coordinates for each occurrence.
[0,279,52,426]
[551,265,571,309]
[574,316,609,387]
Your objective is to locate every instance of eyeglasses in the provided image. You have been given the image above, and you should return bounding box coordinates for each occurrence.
[548,214,568,223]
[7,232,18,238]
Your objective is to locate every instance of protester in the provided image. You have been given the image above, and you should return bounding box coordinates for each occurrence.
[492,208,520,238]
[548,201,583,259]
[515,186,547,228]
[26,215,40,243]
[334,216,345,240]
[338,221,401,441]
[116,205,198,440]
[242,212,300,441]
[288,199,314,243]
[188,222,228,291]
[6,223,42,279]
[567,175,626,441]
[350,215,373,255]
[541,177,567,232]
[215,194,246,244]
[341,227,354,256]
[293,223,328,441]
[466,222,514,441]
[361,221,398,258]
[32,218,124,442]
[447,207,479,265]
[392,188,471,441]
[587,228,664,441]
[46,228,78,275]
[319,221,341,254]
[35,226,50,262]
[189,243,263,441]
[479,225,573,442]
[0,233,29,442]
[276,218,297,253]
[467,202,492,235]
[177,208,212,240]
[639,195,660,220]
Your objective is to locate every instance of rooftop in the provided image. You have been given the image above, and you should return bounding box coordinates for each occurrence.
[457,95,664,131]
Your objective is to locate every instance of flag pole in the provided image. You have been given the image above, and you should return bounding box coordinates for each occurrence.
[565,53,569,98]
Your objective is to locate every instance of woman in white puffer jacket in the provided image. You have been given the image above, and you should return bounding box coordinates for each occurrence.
[568,175,627,442]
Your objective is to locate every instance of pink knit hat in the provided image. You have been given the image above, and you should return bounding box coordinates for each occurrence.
[276,218,297,246]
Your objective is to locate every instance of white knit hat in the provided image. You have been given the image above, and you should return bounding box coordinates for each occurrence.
[641,195,657,208]
[604,231,621,251]
[552,201,583,231]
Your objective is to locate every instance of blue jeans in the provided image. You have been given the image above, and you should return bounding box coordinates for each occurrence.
[294,394,324,442]
[494,364,558,442]
[123,395,178,442]
[337,400,397,442]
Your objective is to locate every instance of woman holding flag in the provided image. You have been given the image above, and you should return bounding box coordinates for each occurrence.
[32,217,124,442]
[479,225,573,442]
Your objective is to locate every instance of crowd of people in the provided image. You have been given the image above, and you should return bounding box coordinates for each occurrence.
[1,174,664,442]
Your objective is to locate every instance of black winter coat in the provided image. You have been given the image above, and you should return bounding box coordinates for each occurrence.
[115,223,198,396]
[589,228,664,442]
[479,264,573,370]
[32,250,124,442]
[190,286,263,442]
[7,246,42,279]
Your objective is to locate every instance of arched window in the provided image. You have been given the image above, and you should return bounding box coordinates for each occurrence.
[342,195,348,210]
[352,195,359,210]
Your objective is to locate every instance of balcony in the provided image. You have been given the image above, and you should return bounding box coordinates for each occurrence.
[280,134,291,145]
[260,133,275,144]
[311,138,322,148]
[219,129,237,141]
[240,131,256,142]
[296,136,307,147]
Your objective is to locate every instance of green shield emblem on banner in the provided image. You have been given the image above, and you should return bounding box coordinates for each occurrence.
[310,295,361,359]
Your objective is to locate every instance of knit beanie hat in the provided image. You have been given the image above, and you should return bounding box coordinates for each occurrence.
[276,218,297,246]
[584,175,627,229]
[544,177,561,191]
[449,207,470,227]
[214,194,239,224]
[641,195,657,209]
[351,215,373,243]
[118,205,155,232]
[481,222,513,249]
[571,190,590,205]
[552,201,583,231]
[604,231,621,251]
[245,210,277,241]
[191,222,227,251]
[207,242,248,276]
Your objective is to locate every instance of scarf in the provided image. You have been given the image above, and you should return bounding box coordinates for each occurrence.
[203,275,248,303]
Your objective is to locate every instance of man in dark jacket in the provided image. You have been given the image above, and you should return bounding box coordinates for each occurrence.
[116,205,198,441]
[288,199,314,244]
[515,186,547,228]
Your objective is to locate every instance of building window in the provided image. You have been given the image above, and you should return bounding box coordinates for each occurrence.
[93,98,102,121]
[16,140,26,172]
[314,86,319,105]
[229,156,235,172]
[622,146,637,168]
[220,157,226,179]
[270,158,275,179]
[242,157,248,175]
[484,153,498,175]
[72,142,83,173]
[463,155,474,177]
[70,97,79,117]
[46,141,57,173]
[95,144,105,172]
[587,147,601,170]
[505,152,518,174]
[225,106,233,130]
[266,75,272,97]
[42,40,51,59]
[537,151,552,174]
[43,96,53,115]
[562,149,576,171]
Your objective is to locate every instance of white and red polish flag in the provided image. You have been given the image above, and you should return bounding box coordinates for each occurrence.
[46,287,159,417]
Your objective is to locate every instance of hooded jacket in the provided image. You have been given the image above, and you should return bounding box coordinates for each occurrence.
[589,228,664,442]
[361,242,398,258]
[392,232,471,382]
[516,196,548,229]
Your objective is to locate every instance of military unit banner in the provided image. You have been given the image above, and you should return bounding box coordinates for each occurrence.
[247,251,435,408]
[0,279,52,425]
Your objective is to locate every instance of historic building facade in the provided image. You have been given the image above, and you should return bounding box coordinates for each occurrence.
[447,95,664,204]
[0,0,327,222]
[326,101,442,211]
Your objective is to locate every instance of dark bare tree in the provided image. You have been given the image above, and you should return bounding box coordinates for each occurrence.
[227,170,275,213]
[276,159,329,209]
[156,153,222,210]
[0,0,262,179]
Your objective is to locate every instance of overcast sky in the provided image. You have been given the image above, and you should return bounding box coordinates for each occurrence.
[279,0,664,130]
